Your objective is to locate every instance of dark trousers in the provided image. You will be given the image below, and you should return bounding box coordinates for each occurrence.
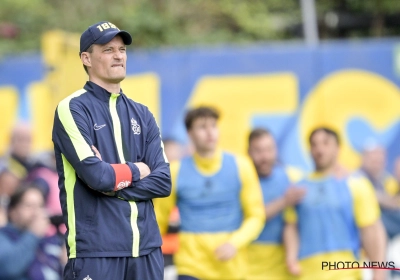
[63,248,163,280]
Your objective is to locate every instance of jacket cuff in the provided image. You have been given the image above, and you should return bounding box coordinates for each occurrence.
[110,164,132,191]
[126,162,140,182]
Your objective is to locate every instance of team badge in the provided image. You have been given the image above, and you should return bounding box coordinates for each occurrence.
[131,118,141,135]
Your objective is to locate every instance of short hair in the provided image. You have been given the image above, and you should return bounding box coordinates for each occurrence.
[82,44,94,75]
[309,127,340,145]
[248,128,272,145]
[184,106,219,131]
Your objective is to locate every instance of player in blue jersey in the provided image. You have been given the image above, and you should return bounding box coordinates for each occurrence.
[247,128,305,280]
[155,106,265,280]
[284,127,387,280]
[52,21,171,280]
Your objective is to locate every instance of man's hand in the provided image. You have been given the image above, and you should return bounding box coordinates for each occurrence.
[134,162,151,180]
[92,145,102,161]
[284,186,306,207]
[287,259,302,276]
[215,242,237,261]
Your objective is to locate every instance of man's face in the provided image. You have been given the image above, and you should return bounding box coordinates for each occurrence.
[9,188,45,230]
[248,134,277,177]
[85,36,127,86]
[10,124,32,160]
[188,117,219,154]
[310,131,339,171]
[362,147,386,178]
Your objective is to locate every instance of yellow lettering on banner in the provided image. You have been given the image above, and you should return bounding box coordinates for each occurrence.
[41,31,87,108]
[187,73,298,155]
[121,73,160,124]
[300,70,400,170]
[0,87,18,155]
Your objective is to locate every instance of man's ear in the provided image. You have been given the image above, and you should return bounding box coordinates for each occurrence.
[81,52,91,68]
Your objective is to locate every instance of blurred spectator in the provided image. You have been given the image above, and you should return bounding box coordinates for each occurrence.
[0,166,21,198]
[2,122,64,235]
[155,106,265,280]
[0,184,64,279]
[0,166,22,227]
[284,127,386,280]
[358,144,400,239]
[247,128,305,280]
[27,151,64,236]
[3,122,35,180]
[0,122,35,228]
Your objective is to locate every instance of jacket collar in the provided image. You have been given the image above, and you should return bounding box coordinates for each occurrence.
[84,81,124,103]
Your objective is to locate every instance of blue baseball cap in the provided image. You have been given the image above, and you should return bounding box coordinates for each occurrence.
[79,21,132,55]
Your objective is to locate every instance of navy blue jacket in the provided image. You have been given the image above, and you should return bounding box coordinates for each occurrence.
[52,81,171,258]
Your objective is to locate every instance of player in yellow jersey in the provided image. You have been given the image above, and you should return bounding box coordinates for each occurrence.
[155,106,265,280]
[247,128,305,280]
[358,143,400,239]
[284,127,387,280]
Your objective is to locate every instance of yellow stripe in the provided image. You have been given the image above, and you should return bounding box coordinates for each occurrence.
[62,154,77,258]
[109,93,140,257]
[129,201,140,257]
[109,93,126,163]
[58,89,93,161]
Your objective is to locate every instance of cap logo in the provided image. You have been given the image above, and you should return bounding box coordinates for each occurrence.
[96,22,120,32]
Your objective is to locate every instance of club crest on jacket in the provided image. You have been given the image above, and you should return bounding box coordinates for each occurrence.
[131,118,141,135]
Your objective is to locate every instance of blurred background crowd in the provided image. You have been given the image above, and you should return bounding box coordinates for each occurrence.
[1,0,400,279]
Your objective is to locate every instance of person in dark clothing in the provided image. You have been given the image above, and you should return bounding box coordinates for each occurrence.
[52,21,171,280]
[0,185,64,280]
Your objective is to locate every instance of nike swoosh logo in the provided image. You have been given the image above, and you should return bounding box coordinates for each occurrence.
[94,123,106,130]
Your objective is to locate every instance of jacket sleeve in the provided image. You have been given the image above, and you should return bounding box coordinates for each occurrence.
[116,109,171,201]
[227,155,265,249]
[0,231,39,278]
[53,97,139,193]
[153,161,179,235]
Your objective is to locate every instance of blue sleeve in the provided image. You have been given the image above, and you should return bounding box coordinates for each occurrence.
[53,100,140,192]
[0,232,40,278]
[116,110,171,201]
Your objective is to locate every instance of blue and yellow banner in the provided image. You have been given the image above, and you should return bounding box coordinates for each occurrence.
[1,32,400,173]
